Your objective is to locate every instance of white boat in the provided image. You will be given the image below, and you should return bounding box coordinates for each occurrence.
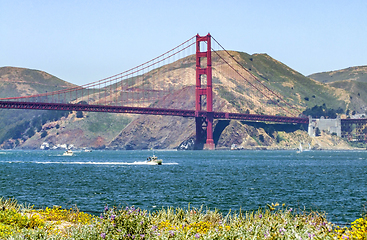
[63,149,74,156]
[146,155,162,165]
[304,143,311,151]
[296,143,303,153]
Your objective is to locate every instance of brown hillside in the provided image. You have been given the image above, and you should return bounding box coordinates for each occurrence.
[309,66,367,114]
[0,67,132,150]
[309,66,367,84]
[1,51,359,150]
[0,67,76,98]
[107,52,353,150]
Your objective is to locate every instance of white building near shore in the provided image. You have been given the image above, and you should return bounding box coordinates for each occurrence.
[308,116,341,137]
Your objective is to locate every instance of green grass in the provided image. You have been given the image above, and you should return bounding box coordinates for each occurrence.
[235,52,348,111]
[86,113,130,133]
[309,66,367,84]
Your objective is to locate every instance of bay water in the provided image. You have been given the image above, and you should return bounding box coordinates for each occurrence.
[0,150,366,224]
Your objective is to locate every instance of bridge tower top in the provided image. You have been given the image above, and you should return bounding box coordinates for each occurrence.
[195,33,213,112]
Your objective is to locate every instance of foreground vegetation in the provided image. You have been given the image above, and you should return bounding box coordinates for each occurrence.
[0,198,366,239]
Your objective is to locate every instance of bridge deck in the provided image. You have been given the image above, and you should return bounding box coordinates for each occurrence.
[0,101,309,124]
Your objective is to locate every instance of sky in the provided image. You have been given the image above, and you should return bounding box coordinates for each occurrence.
[1,0,367,85]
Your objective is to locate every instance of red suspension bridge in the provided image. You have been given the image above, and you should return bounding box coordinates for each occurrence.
[0,34,320,149]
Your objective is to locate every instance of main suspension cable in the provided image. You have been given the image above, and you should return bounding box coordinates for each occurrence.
[211,36,303,117]
[0,36,196,102]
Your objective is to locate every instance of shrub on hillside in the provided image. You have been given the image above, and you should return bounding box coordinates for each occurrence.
[302,103,343,118]
[40,131,47,138]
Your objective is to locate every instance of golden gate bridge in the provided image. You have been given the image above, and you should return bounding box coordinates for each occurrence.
[1,34,361,149]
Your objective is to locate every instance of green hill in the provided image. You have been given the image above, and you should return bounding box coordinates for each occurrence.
[308,66,367,84]
[1,52,365,150]
[108,51,358,150]
[0,67,132,149]
[0,67,77,147]
[217,52,348,113]
[0,67,76,98]
[308,66,367,114]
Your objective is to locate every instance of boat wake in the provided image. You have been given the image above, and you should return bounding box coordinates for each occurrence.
[32,161,178,165]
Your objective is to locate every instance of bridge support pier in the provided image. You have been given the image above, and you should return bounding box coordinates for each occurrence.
[195,117,205,149]
[204,113,215,150]
[195,33,215,150]
[195,116,215,150]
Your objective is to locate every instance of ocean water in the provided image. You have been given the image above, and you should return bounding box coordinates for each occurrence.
[0,149,366,224]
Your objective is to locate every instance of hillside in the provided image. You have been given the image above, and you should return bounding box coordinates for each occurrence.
[0,67,133,149]
[308,66,367,84]
[0,67,76,97]
[214,52,349,113]
[106,51,357,150]
[0,67,76,147]
[1,52,364,150]
[308,66,367,114]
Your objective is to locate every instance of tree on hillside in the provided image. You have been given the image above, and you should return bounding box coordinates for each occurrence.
[276,134,282,143]
[264,126,275,138]
[76,111,83,118]
[25,127,35,138]
[40,131,47,138]
[259,134,264,142]
[302,104,339,118]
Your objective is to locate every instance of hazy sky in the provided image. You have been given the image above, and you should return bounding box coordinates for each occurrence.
[1,0,366,85]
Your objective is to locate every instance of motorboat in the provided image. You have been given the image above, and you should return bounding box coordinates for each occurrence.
[147,155,162,165]
[63,149,74,156]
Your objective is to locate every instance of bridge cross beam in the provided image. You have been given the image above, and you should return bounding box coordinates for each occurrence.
[195,33,215,150]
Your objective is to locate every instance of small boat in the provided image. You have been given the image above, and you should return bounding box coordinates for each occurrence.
[304,143,311,152]
[296,143,303,153]
[146,155,162,165]
[63,149,74,156]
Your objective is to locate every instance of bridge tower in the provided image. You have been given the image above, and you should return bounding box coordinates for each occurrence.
[195,33,215,150]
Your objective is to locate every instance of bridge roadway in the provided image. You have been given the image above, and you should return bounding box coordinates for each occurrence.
[0,100,309,124]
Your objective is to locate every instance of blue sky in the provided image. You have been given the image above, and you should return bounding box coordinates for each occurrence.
[1,0,366,85]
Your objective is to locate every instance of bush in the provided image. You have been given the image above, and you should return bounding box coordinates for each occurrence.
[303,104,339,118]
[3,197,367,240]
[276,134,283,143]
[76,111,84,118]
[335,217,367,239]
[264,126,275,137]
[0,110,71,145]
[40,131,47,138]
[25,127,36,138]
[259,134,264,142]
